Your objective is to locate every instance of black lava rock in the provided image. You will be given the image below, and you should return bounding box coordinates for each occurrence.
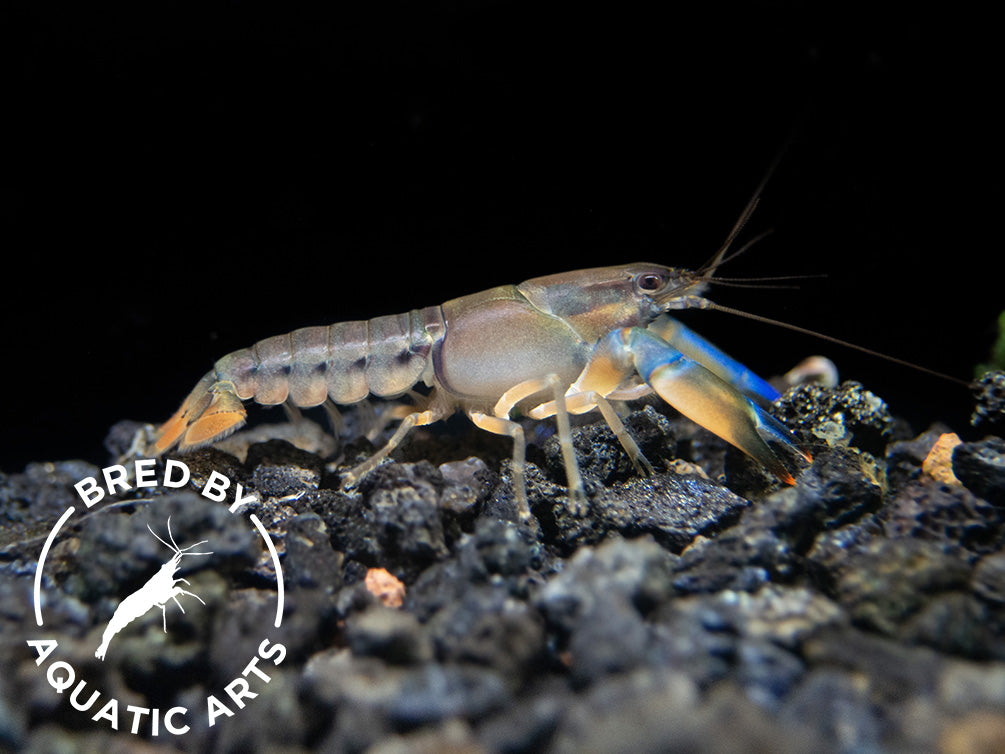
[6,376,1005,753]
[247,439,324,497]
[885,426,946,492]
[971,370,1005,432]
[542,405,678,485]
[542,470,750,555]
[882,477,1005,558]
[953,435,1005,505]
[774,380,895,456]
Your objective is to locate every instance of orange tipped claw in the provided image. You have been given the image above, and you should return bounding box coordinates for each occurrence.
[627,328,812,485]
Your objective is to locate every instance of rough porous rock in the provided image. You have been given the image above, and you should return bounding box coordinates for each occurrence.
[971,370,1005,432]
[774,380,895,456]
[953,436,1005,505]
[3,379,1004,753]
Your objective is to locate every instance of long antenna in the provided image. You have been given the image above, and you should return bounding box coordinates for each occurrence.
[688,133,971,390]
[691,298,973,388]
[698,147,788,277]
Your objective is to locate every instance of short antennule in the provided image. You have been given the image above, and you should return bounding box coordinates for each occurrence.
[697,144,787,278]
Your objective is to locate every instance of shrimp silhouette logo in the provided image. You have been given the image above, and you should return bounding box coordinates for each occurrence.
[95,517,213,661]
[27,458,288,739]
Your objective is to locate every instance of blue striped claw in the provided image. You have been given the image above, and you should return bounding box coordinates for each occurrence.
[648,316,780,404]
[627,328,810,484]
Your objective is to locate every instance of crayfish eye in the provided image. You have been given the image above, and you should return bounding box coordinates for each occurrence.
[635,273,664,292]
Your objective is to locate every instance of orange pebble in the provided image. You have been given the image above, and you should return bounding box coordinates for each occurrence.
[922,432,962,486]
[365,567,406,608]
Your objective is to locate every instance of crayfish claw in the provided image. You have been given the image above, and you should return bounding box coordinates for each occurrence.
[623,327,811,486]
[751,407,813,484]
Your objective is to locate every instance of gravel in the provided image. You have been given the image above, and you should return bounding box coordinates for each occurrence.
[2,377,1004,753]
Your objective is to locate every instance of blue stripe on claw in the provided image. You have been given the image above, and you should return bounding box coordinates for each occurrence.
[747,401,814,483]
[627,328,810,484]
[631,332,686,380]
[649,317,780,404]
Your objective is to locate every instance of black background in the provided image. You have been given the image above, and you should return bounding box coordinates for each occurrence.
[5,2,997,472]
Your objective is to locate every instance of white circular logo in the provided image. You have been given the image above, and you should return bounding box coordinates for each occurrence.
[27,459,287,738]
